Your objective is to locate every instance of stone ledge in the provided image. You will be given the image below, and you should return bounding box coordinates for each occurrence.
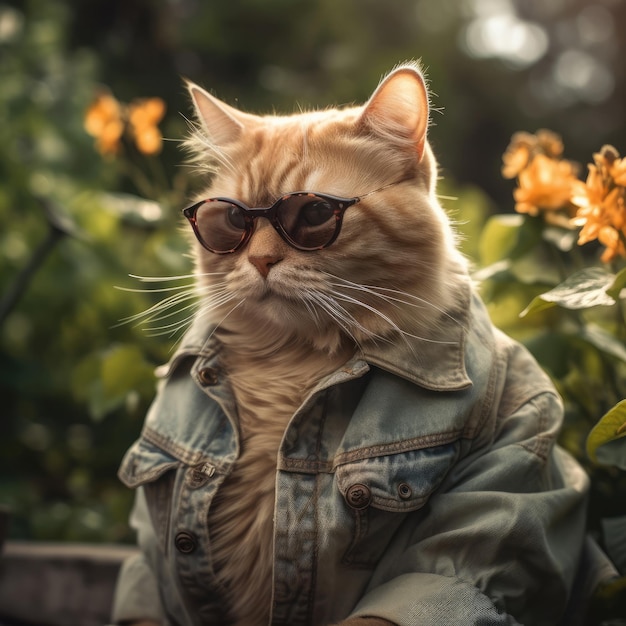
[0,541,138,626]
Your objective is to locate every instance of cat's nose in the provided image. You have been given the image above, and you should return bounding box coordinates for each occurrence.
[249,254,282,278]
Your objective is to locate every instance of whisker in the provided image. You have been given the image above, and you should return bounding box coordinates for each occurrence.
[113,283,222,327]
[115,284,196,294]
[144,291,241,341]
[139,297,203,327]
[193,297,247,345]
[329,290,405,340]
[305,284,397,348]
[323,272,465,330]
[371,286,464,328]
[128,273,196,283]
[113,289,200,327]
[295,291,323,330]
[128,272,227,283]
[113,269,245,350]
[331,290,456,346]
[305,291,374,351]
[143,313,199,337]
[113,272,232,335]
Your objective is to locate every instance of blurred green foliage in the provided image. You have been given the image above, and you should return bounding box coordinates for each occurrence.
[0,0,190,542]
[1,1,625,594]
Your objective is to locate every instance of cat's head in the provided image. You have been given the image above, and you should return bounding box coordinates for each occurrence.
[183,62,467,353]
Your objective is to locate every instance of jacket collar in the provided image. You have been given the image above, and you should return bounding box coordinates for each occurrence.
[157,281,472,392]
[360,281,472,391]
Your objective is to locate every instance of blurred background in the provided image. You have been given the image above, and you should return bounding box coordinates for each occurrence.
[0,0,625,546]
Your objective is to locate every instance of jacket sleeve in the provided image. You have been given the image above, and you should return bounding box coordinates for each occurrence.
[111,488,165,624]
[350,345,589,625]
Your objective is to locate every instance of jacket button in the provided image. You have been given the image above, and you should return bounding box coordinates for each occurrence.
[398,482,412,500]
[345,483,372,510]
[187,462,215,489]
[174,531,198,554]
[198,367,219,386]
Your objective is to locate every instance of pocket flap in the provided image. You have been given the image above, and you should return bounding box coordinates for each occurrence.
[118,437,181,488]
[336,442,459,512]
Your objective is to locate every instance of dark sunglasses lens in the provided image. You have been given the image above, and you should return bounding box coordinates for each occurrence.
[277,195,339,249]
[194,200,248,252]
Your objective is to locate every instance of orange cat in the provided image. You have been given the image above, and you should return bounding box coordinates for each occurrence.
[113,63,588,626]
[185,63,465,625]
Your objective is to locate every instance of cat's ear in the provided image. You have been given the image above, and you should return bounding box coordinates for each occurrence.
[186,81,253,146]
[359,63,429,159]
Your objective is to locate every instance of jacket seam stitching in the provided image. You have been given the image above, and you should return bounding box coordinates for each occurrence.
[517,395,554,462]
[277,430,464,474]
[142,426,234,472]
[463,348,500,440]
[333,430,463,468]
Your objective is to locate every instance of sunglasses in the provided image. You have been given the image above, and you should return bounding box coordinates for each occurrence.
[182,183,394,254]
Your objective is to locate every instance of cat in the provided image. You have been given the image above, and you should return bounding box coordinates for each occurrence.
[184,61,464,625]
[113,61,587,626]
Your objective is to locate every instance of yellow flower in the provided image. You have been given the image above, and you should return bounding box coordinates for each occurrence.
[84,93,124,155]
[128,98,166,155]
[513,154,578,217]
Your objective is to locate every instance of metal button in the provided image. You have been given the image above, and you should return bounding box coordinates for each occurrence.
[187,462,215,489]
[345,483,372,510]
[198,367,219,386]
[174,531,198,554]
[398,482,412,500]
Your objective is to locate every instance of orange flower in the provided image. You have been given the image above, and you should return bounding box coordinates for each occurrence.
[513,154,579,217]
[504,133,626,262]
[610,156,626,187]
[502,129,564,179]
[85,91,166,156]
[571,163,608,213]
[535,129,564,159]
[84,93,124,155]
[502,142,532,179]
[128,98,166,155]
[572,145,626,262]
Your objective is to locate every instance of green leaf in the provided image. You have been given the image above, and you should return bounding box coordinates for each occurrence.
[607,266,626,300]
[586,400,626,468]
[521,267,617,317]
[72,345,156,421]
[541,225,578,252]
[509,251,561,286]
[472,259,511,282]
[100,192,164,227]
[580,324,626,363]
[479,214,545,266]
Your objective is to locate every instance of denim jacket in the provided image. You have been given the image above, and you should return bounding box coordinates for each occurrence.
[112,286,589,626]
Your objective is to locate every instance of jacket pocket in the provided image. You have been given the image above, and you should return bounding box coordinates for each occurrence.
[335,441,460,567]
[119,437,182,553]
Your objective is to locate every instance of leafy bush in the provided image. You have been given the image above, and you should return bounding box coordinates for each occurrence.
[0,1,189,542]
